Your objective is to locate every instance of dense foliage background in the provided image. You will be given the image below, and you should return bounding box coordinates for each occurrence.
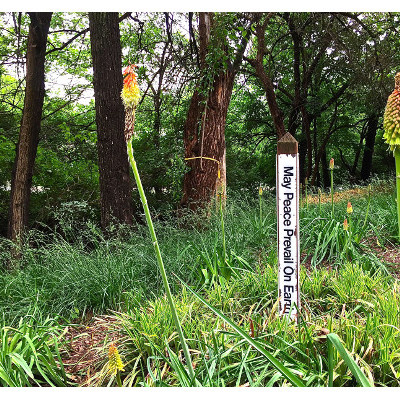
[0,12,399,235]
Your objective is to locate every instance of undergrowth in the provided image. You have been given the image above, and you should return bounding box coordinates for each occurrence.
[0,181,398,386]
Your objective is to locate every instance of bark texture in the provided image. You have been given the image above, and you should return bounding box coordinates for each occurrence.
[8,12,52,241]
[89,12,133,228]
[181,12,250,210]
[181,70,235,209]
[251,15,286,139]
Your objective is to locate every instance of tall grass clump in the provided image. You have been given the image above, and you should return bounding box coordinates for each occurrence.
[87,260,400,387]
[0,313,69,387]
[300,181,394,272]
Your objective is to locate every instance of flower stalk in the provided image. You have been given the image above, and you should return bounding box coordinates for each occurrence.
[122,65,196,384]
[395,148,400,239]
[108,343,124,387]
[305,178,309,209]
[318,188,322,215]
[329,158,334,218]
[363,185,371,229]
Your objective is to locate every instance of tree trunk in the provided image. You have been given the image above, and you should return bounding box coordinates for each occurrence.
[249,16,286,139]
[181,12,249,210]
[181,70,235,209]
[360,114,379,181]
[89,12,133,228]
[7,12,52,242]
[298,136,307,185]
[302,107,313,180]
[321,149,330,188]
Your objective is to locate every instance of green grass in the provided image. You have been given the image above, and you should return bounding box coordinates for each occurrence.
[92,262,397,386]
[0,181,399,386]
[0,191,277,325]
[0,314,69,387]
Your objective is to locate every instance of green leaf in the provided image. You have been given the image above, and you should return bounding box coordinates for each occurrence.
[8,352,35,380]
[178,277,306,387]
[327,333,373,387]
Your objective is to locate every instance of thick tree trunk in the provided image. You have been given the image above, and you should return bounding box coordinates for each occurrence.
[8,12,52,241]
[181,12,243,210]
[360,114,379,181]
[89,12,133,228]
[181,71,234,209]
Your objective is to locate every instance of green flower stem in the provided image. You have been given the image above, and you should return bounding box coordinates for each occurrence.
[305,179,308,209]
[318,189,322,216]
[395,148,400,240]
[330,169,334,218]
[126,138,196,384]
[219,194,227,262]
[327,339,334,387]
[116,371,122,387]
[362,185,371,229]
[300,183,303,208]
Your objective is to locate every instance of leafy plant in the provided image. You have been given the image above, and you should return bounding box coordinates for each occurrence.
[327,333,373,387]
[0,315,69,387]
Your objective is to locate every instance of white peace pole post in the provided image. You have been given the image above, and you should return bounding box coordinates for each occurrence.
[277,133,300,321]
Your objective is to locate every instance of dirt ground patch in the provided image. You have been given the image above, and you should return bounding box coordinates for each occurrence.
[363,237,400,276]
[61,315,122,386]
[306,183,391,205]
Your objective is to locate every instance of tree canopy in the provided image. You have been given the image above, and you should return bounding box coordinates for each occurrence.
[0,11,399,233]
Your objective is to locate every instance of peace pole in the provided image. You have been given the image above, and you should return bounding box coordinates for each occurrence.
[277,133,300,321]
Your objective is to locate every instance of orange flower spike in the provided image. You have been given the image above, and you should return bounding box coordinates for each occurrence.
[123,64,137,76]
[343,218,349,231]
[329,158,334,170]
[121,64,141,110]
[347,202,353,214]
[108,343,124,375]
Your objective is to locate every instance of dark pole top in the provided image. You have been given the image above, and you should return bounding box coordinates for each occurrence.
[277,132,298,155]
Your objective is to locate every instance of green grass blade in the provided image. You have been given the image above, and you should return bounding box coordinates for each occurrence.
[178,278,306,387]
[327,333,373,387]
[8,352,35,380]
[327,337,333,387]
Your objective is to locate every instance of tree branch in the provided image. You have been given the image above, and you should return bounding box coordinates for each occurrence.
[46,12,131,55]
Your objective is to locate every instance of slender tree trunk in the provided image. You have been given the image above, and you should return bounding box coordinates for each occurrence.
[298,136,307,185]
[302,108,313,180]
[360,114,379,181]
[321,149,330,188]
[8,12,52,242]
[89,12,133,228]
[249,16,286,139]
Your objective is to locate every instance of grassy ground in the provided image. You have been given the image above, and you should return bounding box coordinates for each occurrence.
[0,179,399,386]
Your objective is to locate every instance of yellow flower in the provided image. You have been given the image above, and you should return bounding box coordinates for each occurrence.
[121,85,141,109]
[259,186,263,196]
[347,201,353,214]
[108,343,124,375]
[343,218,349,231]
[121,64,141,109]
